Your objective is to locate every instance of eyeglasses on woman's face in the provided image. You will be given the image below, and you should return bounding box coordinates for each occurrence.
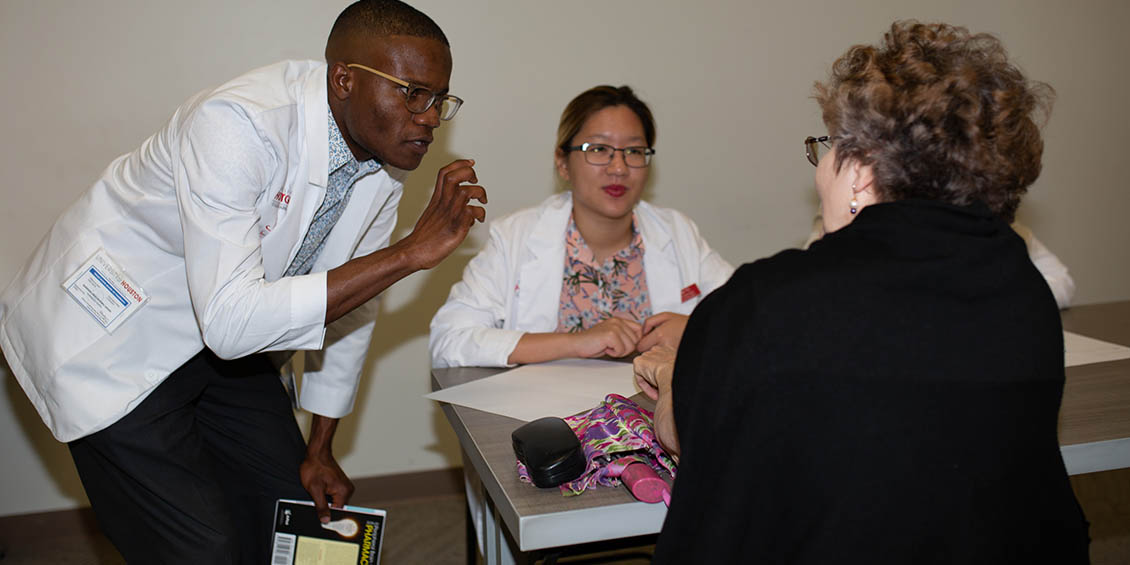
[346,63,464,121]
[564,142,655,168]
[805,135,833,167]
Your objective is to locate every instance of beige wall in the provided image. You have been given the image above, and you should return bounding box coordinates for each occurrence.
[2,0,1127,516]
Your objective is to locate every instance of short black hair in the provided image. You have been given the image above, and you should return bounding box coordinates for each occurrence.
[326,0,449,59]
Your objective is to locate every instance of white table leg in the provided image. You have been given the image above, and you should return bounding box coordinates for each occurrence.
[484,489,522,565]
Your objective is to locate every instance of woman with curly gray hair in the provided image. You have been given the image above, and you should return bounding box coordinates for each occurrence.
[635,21,1090,563]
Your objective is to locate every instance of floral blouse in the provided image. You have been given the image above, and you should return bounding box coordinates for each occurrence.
[556,214,652,332]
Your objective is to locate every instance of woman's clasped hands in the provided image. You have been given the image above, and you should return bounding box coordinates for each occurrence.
[572,312,689,359]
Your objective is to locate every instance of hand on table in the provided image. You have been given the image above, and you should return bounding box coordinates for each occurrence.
[638,312,689,353]
[633,345,676,400]
[572,316,643,359]
[633,345,680,456]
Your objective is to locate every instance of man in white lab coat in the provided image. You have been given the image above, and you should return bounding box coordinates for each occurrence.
[0,1,485,562]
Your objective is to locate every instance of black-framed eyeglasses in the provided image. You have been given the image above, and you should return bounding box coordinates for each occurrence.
[564,142,655,168]
[805,135,832,167]
[346,63,464,120]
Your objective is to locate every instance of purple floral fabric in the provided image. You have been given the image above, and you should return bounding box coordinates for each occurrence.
[517,394,677,496]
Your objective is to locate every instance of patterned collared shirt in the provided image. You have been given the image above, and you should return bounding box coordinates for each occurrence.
[556,214,652,332]
[284,108,381,276]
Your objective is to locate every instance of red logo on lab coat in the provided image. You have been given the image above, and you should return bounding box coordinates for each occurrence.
[273,190,291,209]
[680,284,700,303]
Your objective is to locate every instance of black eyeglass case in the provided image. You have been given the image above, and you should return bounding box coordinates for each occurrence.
[511,417,586,488]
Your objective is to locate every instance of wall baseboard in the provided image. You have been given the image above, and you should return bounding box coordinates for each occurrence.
[0,505,102,544]
[0,466,464,542]
[351,466,464,502]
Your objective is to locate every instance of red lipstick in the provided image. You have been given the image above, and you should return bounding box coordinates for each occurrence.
[603,184,627,198]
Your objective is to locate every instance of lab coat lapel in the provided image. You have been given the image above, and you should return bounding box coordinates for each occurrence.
[516,193,571,332]
[638,204,683,313]
[311,167,406,271]
[262,64,329,281]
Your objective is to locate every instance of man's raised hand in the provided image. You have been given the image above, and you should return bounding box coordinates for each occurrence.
[403,159,487,270]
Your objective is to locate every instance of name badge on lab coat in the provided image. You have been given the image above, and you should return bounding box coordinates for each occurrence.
[62,248,149,334]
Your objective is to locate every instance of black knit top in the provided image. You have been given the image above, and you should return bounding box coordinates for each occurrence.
[654,199,1090,564]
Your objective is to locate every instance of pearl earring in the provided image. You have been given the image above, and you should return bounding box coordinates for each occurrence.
[850,183,858,215]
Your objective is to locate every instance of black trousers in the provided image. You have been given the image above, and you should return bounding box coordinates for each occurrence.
[68,350,308,564]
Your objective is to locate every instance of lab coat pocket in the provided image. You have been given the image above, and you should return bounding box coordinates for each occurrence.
[2,237,119,387]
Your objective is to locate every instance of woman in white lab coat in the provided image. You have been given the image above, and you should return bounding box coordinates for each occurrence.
[429,85,733,368]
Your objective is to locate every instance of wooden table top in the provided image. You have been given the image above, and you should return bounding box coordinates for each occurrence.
[1059,301,1130,446]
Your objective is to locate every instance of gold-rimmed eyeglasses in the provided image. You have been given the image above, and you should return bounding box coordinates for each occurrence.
[805,135,832,166]
[346,63,464,121]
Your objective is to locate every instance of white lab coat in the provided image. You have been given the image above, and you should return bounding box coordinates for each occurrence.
[1010,223,1076,308]
[429,192,735,368]
[0,60,407,442]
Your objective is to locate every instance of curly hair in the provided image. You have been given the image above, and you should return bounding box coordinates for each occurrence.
[814,21,1054,222]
